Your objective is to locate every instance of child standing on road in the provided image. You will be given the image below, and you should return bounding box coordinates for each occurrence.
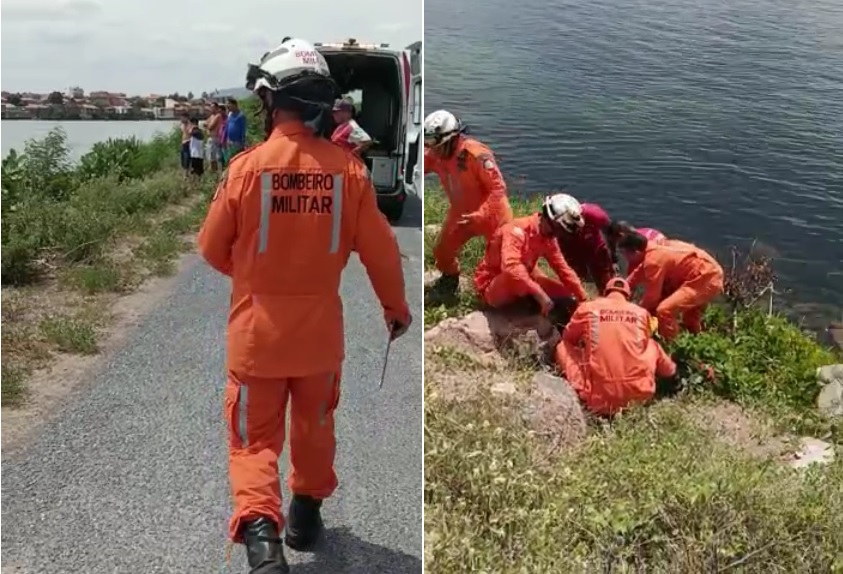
[188,118,205,179]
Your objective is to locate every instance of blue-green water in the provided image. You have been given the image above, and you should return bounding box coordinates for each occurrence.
[425,0,843,324]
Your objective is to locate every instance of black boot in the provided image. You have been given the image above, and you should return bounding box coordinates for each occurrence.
[285,495,324,551]
[241,517,290,574]
[435,273,460,295]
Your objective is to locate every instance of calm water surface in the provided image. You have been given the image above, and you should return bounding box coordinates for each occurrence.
[425,0,843,323]
[1,120,178,161]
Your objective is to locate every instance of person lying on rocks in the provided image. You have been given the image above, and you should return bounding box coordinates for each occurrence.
[423,109,513,295]
[555,277,677,415]
[619,231,724,341]
[473,195,590,324]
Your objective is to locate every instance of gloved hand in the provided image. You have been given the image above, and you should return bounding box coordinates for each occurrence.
[535,292,554,316]
[387,312,412,340]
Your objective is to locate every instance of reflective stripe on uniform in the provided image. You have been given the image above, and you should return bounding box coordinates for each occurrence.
[330,174,343,254]
[238,384,249,447]
[259,171,343,255]
[259,173,272,254]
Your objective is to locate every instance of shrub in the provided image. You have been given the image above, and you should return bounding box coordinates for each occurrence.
[1,128,185,286]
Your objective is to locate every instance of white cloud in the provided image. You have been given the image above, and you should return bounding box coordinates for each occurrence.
[0,0,423,94]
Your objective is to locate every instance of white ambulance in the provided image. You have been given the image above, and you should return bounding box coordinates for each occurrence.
[315,38,422,222]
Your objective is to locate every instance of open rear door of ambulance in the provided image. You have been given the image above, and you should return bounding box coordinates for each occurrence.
[402,41,423,197]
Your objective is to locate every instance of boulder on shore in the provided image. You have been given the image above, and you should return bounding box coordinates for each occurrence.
[425,309,560,364]
[522,372,588,450]
[816,364,843,419]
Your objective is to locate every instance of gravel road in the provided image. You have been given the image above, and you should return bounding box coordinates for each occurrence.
[1,196,424,574]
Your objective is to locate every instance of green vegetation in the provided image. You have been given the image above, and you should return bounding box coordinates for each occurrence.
[1,127,216,407]
[424,183,843,573]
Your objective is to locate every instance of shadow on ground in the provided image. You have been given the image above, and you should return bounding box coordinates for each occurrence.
[391,192,423,230]
[294,527,422,574]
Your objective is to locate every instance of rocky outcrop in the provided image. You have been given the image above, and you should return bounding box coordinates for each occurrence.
[816,364,843,419]
[789,437,835,469]
[826,322,843,352]
[523,372,588,451]
[424,309,560,365]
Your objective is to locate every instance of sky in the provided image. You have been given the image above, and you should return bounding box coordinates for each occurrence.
[0,0,422,95]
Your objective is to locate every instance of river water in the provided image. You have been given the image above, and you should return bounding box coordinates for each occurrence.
[1,120,178,161]
[425,0,843,324]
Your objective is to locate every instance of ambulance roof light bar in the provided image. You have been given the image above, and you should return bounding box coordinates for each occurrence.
[313,38,391,50]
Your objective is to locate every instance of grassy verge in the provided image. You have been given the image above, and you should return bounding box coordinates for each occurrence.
[1,128,216,407]
[423,182,843,573]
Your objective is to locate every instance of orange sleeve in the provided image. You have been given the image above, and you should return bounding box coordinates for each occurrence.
[562,305,589,345]
[470,152,508,219]
[197,169,243,276]
[653,341,677,377]
[500,227,543,298]
[423,148,438,174]
[545,240,589,301]
[627,263,644,290]
[639,257,667,312]
[351,167,410,324]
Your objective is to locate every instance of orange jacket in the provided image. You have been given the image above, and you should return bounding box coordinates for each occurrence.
[627,239,723,313]
[198,121,409,378]
[475,214,588,301]
[424,136,513,238]
[559,292,676,415]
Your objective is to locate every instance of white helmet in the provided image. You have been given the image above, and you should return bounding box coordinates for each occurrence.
[542,193,585,232]
[423,109,462,147]
[246,38,331,93]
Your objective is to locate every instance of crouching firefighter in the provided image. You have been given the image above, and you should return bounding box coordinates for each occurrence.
[473,195,590,328]
[555,278,677,416]
[198,37,412,574]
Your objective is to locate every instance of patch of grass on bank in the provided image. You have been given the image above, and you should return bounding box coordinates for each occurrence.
[1,128,218,406]
[423,181,843,573]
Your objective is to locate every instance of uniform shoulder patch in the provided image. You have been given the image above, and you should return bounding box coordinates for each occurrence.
[511,226,526,237]
[476,152,497,171]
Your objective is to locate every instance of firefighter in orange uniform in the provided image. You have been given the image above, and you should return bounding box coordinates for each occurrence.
[198,38,412,574]
[620,232,724,341]
[423,109,513,293]
[555,278,677,415]
[473,195,589,317]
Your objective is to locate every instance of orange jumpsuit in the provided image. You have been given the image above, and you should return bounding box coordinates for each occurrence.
[198,120,410,542]
[474,213,589,307]
[424,137,513,276]
[555,292,677,415]
[627,239,724,340]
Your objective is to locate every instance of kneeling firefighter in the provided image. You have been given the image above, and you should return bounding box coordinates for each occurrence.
[198,38,412,574]
[555,278,677,415]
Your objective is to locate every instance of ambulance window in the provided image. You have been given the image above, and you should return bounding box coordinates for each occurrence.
[412,82,421,124]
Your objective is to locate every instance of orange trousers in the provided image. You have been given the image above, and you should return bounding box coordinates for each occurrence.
[433,212,484,276]
[481,270,575,308]
[225,370,341,542]
[656,269,724,340]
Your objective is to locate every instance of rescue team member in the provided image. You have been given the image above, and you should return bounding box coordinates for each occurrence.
[473,195,590,318]
[620,232,724,341]
[605,222,668,272]
[546,193,619,293]
[555,278,677,415]
[330,97,372,157]
[423,109,513,294]
[198,38,412,574]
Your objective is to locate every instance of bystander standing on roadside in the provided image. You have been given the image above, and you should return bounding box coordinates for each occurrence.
[205,102,224,173]
[188,117,205,181]
[179,114,192,177]
[224,97,247,163]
